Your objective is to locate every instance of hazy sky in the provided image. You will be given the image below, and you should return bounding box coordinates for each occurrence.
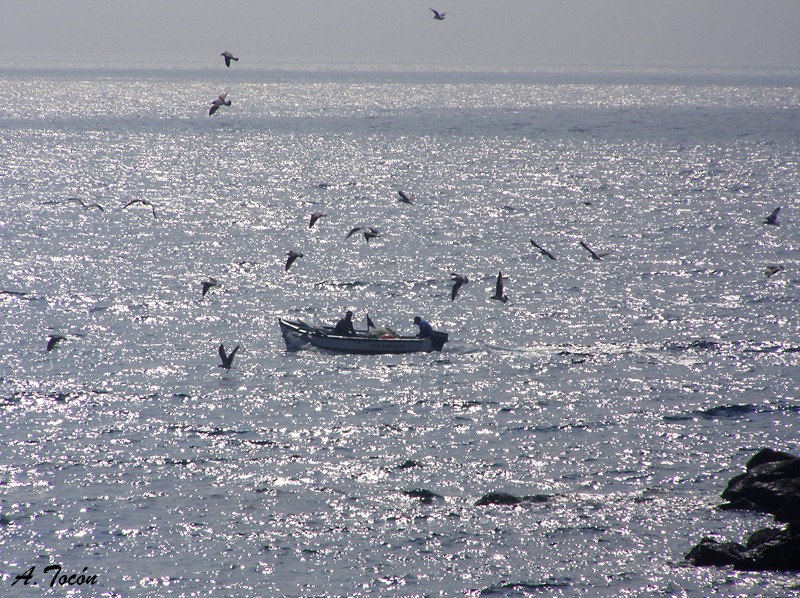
[2,1,800,69]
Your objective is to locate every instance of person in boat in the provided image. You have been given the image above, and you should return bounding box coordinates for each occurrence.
[413,316,433,338]
[334,310,357,336]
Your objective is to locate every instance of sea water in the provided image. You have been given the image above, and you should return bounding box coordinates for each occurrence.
[1,63,799,596]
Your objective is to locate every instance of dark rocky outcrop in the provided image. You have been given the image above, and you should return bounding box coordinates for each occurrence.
[720,448,800,523]
[686,448,800,571]
[685,537,747,567]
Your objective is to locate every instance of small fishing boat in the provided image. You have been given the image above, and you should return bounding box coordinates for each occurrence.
[278,318,448,354]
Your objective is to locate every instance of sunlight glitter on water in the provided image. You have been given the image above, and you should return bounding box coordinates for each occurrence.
[2,65,800,596]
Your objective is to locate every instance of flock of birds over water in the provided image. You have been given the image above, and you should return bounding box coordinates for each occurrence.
[15,35,791,370]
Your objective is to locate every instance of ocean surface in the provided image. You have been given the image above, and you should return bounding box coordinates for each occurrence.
[1,62,799,596]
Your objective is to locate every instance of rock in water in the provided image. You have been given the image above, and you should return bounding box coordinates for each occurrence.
[686,447,800,571]
[403,489,443,504]
[475,492,522,506]
[720,447,800,522]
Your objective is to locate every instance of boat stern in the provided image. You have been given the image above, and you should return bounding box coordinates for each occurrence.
[430,330,449,352]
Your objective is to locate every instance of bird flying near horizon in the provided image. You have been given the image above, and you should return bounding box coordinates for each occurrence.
[398,190,414,205]
[530,239,556,260]
[309,212,327,228]
[209,93,231,116]
[123,198,157,218]
[221,51,238,68]
[201,277,218,297]
[67,198,104,211]
[490,271,508,303]
[285,250,303,271]
[41,198,104,211]
[218,344,239,369]
[579,240,612,261]
[764,207,781,225]
[765,264,784,278]
[47,334,67,352]
[345,226,382,243]
[450,273,468,301]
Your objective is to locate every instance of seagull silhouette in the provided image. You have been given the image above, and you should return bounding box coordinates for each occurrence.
[220,51,238,68]
[345,226,381,243]
[764,207,781,225]
[218,344,239,369]
[490,271,508,303]
[398,190,414,205]
[201,277,218,297]
[430,8,446,20]
[450,273,468,301]
[309,211,327,228]
[123,199,157,218]
[46,334,67,352]
[285,250,303,271]
[530,239,556,260]
[579,240,612,261]
[66,198,104,211]
[765,264,784,278]
[209,93,231,116]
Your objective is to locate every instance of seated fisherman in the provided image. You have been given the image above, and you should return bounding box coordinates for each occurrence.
[334,310,357,336]
[413,316,433,338]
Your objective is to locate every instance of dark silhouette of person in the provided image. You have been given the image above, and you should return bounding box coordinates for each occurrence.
[334,311,357,336]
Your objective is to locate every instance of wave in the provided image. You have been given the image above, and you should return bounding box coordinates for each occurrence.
[480,579,571,596]
[664,403,759,422]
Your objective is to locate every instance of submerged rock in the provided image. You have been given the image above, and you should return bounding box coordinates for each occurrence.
[397,459,423,470]
[686,447,800,571]
[476,492,522,506]
[403,489,444,504]
[475,492,550,506]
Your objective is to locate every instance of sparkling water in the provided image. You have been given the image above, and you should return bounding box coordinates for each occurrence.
[1,63,799,596]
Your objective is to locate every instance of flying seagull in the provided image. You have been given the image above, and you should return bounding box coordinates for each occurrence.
[398,190,414,205]
[450,273,468,301]
[220,51,238,68]
[309,211,327,228]
[209,93,231,116]
[530,239,556,260]
[430,8,446,20]
[201,277,218,297]
[765,264,784,278]
[764,207,781,225]
[345,226,382,243]
[123,198,157,218]
[490,271,508,303]
[218,344,239,369]
[579,240,612,261]
[66,198,104,211]
[285,250,303,271]
[46,334,67,352]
